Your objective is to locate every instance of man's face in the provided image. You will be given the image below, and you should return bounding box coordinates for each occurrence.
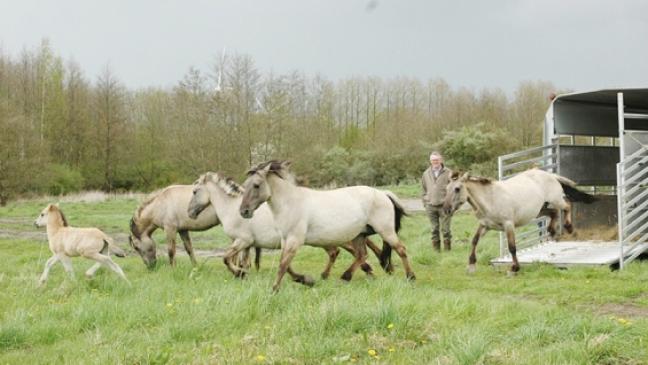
[430,155,442,168]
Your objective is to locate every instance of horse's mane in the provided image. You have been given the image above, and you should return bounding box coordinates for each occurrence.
[134,188,165,221]
[50,205,69,227]
[467,176,493,185]
[451,171,493,185]
[221,176,244,197]
[247,160,296,184]
[202,172,244,197]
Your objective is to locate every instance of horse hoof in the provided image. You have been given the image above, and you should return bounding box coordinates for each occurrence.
[321,272,330,280]
[564,224,574,234]
[407,273,416,281]
[467,264,476,274]
[302,275,315,287]
[340,271,353,281]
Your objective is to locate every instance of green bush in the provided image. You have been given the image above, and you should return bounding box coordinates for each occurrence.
[438,123,515,176]
[46,164,85,195]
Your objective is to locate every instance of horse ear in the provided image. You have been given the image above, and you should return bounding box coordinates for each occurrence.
[460,172,469,182]
[261,163,272,174]
[281,160,292,170]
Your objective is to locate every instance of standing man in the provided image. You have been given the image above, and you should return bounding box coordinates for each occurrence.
[422,152,453,252]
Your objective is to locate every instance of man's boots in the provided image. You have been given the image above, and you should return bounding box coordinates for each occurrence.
[432,240,441,252]
[444,239,451,251]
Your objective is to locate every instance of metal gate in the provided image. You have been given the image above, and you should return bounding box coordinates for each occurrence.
[497,144,560,256]
[616,92,648,268]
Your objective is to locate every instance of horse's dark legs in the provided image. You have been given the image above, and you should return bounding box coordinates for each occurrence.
[222,239,249,278]
[379,232,414,280]
[164,227,178,266]
[321,247,340,279]
[254,247,262,271]
[178,230,197,266]
[273,240,301,292]
[545,209,559,239]
[468,225,487,274]
[287,266,315,287]
[563,201,574,234]
[363,237,382,263]
[505,225,520,273]
[341,236,374,281]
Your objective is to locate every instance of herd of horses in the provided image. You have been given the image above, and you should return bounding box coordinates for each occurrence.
[34,160,595,290]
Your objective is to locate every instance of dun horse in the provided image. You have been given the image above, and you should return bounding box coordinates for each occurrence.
[239,160,414,292]
[187,172,382,279]
[443,168,596,274]
[34,204,128,285]
[129,185,225,268]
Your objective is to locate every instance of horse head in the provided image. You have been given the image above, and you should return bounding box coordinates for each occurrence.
[443,171,469,215]
[239,160,292,218]
[129,217,157,269]
[188,172,217,219]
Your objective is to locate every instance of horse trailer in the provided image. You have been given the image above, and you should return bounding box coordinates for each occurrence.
[492,88,648,269]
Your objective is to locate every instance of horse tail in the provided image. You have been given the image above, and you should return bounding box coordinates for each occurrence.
[380,191,407,273]
[560,183,597,204]
[254,247,262,271]
[103,237,126,258]
[553,174,578,187]
[383,190,408,233]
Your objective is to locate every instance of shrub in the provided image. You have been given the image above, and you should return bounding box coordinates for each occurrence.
[46,164,85,195]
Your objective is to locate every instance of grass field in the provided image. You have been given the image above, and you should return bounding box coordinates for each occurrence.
[1,195,647,364]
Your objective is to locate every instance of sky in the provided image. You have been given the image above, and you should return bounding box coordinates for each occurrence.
[1,0,647,93]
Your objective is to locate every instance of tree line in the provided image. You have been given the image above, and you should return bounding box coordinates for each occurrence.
[0,40,557,205]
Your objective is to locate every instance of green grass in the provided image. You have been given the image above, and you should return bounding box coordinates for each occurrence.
[1,197,647,364]
[376,183,420,199]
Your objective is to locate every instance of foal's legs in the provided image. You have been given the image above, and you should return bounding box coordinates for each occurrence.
[468,224,487,274]
[504,223,520,274]
[39,255,60,286]
[58,254,75,281]
[164,227,178,266]
[178,230,197,266]
[87,252,129,283]
[85,262,102,278]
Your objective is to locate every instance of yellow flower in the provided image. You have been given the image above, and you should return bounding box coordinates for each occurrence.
[617,318,631,325]
[368,349,377,357]
[387,323,394,329]
[166,302,173,308]
[350,358,357,363]
[256,355,266,362]
[388,347,395,353]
